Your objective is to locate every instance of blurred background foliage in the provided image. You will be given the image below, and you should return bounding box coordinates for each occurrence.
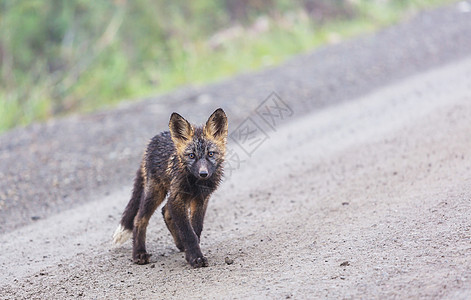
[0,0,452,132]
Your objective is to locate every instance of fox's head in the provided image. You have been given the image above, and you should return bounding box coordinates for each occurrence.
[169,108,228,180]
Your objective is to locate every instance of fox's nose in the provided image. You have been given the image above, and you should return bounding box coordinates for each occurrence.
[198,163,209,179]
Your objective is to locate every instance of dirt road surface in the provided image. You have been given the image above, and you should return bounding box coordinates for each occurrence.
[1,3,471,299]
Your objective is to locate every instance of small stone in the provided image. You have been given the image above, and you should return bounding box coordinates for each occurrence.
[150,264,155,268]
[225,257,234,265]
[31,216,41,221]
[340,261,350,267]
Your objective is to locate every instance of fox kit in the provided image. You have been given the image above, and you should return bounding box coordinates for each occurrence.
[112,108,228,268]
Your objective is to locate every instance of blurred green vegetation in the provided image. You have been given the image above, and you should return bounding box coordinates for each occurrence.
[0,0,454,132]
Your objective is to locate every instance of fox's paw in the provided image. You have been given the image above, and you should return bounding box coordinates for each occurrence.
[133,252,151,265]
[189,256,208,268]
[175,243,184,252]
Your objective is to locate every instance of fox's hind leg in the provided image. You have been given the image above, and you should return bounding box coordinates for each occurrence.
[112,168,144,245]
[162,204,184,252]
[132,182,166,265]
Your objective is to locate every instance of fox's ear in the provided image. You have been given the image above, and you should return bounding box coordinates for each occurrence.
[204,108,228,144]
[169,112,194,148]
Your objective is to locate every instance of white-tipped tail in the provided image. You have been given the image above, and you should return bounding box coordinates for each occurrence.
[112,224,132,246]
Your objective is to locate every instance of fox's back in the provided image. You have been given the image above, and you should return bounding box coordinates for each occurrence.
[144,131,174,184]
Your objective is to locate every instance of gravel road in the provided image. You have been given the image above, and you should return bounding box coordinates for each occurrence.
[1,2,471,299]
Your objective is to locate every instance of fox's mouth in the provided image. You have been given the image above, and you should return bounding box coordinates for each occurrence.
[196,175,211,181]
[194,175,213,186]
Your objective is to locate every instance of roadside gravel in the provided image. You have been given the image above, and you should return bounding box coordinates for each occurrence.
[1,2,470,237]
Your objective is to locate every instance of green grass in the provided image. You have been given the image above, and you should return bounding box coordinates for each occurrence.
[149,0,454,89]
[0,0,456,133]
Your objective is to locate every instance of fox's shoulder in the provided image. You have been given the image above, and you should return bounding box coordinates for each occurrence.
[147,131,173,150]
[144,131,175,169]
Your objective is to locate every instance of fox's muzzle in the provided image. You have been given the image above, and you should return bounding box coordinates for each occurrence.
[198,164,209,178]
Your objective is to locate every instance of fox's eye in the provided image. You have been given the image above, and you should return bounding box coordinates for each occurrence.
[188,153,195,159]
[208,151,214,157]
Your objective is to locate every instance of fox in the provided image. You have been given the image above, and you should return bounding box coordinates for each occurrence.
[112,108,228,268]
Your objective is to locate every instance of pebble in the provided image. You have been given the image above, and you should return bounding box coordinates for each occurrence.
[225,257,234,265]
[340,261,350,267]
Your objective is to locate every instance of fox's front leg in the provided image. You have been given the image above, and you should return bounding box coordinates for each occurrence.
[190,197,209,241]
[162,204,184,252]
[168,194,208,268]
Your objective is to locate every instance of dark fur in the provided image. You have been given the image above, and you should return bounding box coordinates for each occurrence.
[118,108,227,268]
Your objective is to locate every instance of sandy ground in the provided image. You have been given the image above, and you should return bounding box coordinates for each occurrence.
[2,2,471,234]
[1,46,471,298]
